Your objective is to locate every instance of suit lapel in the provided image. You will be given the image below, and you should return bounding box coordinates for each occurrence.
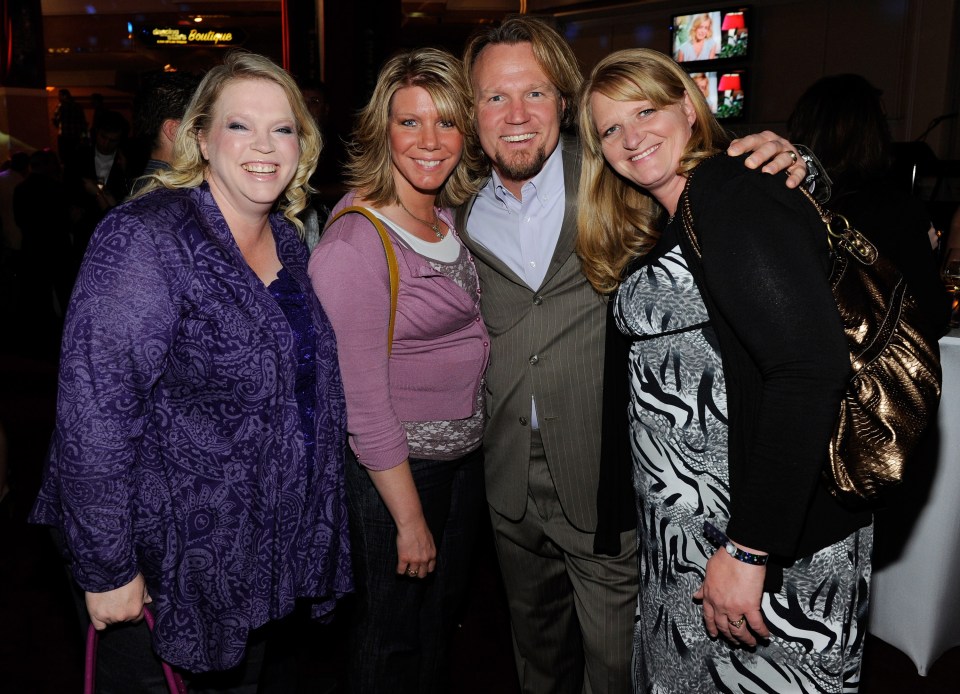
[457,134,582,292]
[539,134,581,288]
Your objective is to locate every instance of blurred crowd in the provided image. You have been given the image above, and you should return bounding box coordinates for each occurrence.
[0,73,338,362]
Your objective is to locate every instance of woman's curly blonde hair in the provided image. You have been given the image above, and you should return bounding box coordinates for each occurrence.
[136,50,321,234]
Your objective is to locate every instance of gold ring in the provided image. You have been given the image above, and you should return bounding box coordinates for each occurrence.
[788,150,798,164]
[730,616,745,628]
[406,568,419,577]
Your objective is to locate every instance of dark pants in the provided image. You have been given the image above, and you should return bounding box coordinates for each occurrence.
[89,620,271,694]
[489,431,637,694]
[345,447,485,694]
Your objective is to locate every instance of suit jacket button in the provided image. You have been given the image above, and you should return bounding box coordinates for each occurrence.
[529,355,539,365]
[519,416,528,426]
[533,295,543,305]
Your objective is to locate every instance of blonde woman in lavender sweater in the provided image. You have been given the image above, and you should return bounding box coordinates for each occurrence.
[308,48,488,694]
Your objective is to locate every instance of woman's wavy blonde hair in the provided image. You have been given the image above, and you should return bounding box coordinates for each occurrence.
[136,50,320,233]
[690,14,714,41]
[576,48,729,294]
[344,47,483,208]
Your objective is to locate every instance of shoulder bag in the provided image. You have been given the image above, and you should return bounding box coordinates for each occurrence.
[680,172,942,505]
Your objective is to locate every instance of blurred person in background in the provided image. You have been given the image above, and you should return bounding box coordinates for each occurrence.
[13,149,76,355]
[0,152,29,307]
[64,109,131,258]
[129,71,203,193]
[789,73,951,339]
[53,89,88,162]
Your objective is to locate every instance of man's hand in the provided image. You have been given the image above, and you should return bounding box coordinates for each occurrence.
[728,131,806,189]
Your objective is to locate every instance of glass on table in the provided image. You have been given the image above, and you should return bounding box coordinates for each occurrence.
[943,248,960,329]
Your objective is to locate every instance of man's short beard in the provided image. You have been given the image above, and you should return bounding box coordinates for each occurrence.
[492,144,548,184]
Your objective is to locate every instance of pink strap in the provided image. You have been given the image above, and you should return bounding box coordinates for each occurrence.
[84,606,187,694]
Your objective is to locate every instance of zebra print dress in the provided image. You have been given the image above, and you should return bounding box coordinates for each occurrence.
[615,234,872,694]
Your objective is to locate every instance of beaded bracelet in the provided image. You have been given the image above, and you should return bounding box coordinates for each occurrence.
[703,521,769,566]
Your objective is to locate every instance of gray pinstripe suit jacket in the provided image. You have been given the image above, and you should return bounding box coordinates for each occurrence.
[456,135,608,533]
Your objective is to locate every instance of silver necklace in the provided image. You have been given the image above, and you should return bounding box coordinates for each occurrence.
[399,200,443,239]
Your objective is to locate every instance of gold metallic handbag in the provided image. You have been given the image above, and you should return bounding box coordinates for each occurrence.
[801,189,941,503]
[680,177,942,505]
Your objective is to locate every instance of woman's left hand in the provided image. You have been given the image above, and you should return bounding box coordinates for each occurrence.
[85,573,152,631]
[694,547,771,647]
[727,132,807,188]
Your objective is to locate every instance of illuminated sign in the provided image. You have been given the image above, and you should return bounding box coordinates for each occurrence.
[138,26,245,47]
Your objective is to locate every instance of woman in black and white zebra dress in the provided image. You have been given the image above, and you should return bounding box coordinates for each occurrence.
[577,49,873,693]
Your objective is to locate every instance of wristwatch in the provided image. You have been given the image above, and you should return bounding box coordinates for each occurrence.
[703,520,769,566]
[795,144,833,204]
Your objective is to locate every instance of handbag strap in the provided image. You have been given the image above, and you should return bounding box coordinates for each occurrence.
[325,205,400,356]
[680,163,877,266]
[797,186,879,264]
[84,607,187,694]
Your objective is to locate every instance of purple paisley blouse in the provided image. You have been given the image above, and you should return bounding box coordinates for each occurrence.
[29,183,352,672]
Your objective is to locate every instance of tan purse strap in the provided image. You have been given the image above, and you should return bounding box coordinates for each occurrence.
[325,205,399,355]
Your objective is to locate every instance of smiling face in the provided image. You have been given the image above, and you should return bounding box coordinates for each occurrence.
[694,20,710,41]
[198,78,299,222]
[472,42,563,195]
[590,91,696,212]
[692,73,710,97]
[388,85,463,198]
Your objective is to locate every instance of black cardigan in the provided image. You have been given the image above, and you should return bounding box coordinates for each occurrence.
[594,154,872,580]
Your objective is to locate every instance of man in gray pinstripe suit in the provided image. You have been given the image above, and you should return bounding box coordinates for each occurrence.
[457,19,636,692]
[456,16,807,693]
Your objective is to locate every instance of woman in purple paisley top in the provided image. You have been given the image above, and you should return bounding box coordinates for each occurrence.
[30,52,352,692]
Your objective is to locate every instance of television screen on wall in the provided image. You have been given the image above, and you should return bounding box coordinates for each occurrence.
[687,69,747,120]
[687,71,719,113]
[671,7,750,64]
[714,70,747,120]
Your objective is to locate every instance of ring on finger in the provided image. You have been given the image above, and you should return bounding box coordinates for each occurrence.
[787,150,798,164]
[730,616,745,629]
[406,568,419,577]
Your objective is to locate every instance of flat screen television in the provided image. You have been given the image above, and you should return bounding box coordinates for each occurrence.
[688,69,747,120]
[714,70,747,120]
[671,7,750,64]
[687,71,719,114]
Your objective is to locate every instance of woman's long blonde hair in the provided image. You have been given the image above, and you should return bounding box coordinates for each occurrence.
[136,51,321,233]
[576,48,729,294]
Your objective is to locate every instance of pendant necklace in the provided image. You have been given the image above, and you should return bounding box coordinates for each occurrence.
[399,200,443,239]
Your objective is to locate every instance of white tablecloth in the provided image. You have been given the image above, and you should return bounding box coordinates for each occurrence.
[869,328,960,675]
